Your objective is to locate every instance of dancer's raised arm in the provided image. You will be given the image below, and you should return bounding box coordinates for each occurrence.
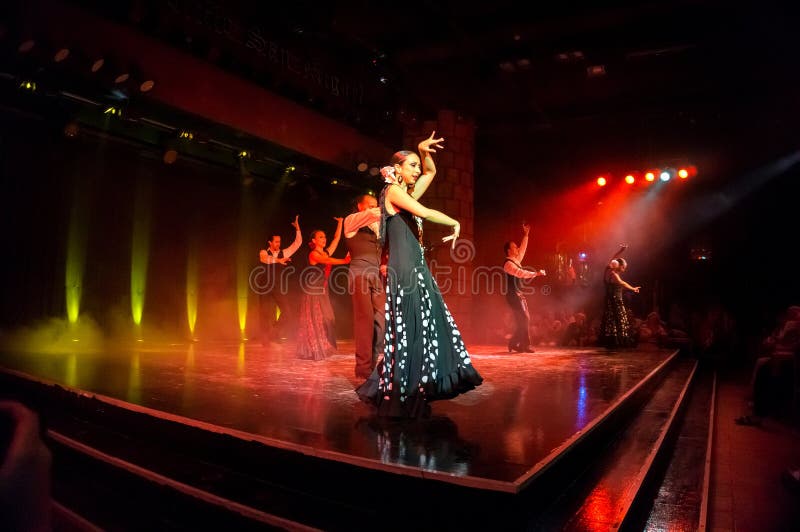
[326,217,344,255]
[410,131,444,200]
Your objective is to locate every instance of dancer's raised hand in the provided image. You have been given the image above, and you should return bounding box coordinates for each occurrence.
[418,131,445,155]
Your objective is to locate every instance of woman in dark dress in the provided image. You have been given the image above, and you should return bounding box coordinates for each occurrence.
[356,132,483,418]
[296,218,350,360]
[598,245,641,349]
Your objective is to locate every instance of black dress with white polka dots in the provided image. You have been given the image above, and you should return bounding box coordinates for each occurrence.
[356,194,483,418]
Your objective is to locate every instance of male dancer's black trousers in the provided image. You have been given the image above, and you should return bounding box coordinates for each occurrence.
[507,293,530,350]
[350,268,385,378]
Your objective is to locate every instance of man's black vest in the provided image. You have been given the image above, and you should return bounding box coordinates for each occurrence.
[263,248,284,290]
[346,226,380,271]
[505,258,524,300]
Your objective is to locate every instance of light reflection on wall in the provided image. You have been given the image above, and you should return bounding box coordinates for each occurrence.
[64,157,94,326]
[65,195,88,325]
[131,178,152,328]
[186,237,199,337]
[236,264,249,337]
[236,188,257,339]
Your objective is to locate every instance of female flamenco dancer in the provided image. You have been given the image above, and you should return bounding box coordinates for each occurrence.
[598,244,640,349]
[356,132,483,418]
[296,218,351,360]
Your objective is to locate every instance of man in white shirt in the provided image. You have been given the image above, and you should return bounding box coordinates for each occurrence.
[504,224,546,353]
[343,195,383,378]
[257,215,301,344]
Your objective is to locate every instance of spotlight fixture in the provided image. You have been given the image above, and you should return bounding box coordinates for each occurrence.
[139,79,155,92]
[178,130,194,140]
[163,149,178,165]
[18,40,35,53]
[104,106,122,117]
[237,150,250,159]
[331,179,338,185]
[625,174,635,184]
[499,61,515,73]
[660,171,671,182]
[586,65,606,77]
[690,248,712,261]
[370,52,386,66]
[90,57,105,73]
[280,165,298,183]
[596,176,607,187]
[556,50,585,62]
[368,167,379,177]
[106,61,139,86]
[645,172,655,182]
[53,48,70,62]
[356,162,368,172]
[678,168,689,179]
[63,122,79,138]
[18,80,37,91]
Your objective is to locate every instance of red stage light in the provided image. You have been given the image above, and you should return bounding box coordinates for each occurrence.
[625,175,635,184]
[645,172,655,182]
[678,168,689,179]
[596,177,607,187]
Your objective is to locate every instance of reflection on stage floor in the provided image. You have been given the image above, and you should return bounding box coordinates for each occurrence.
[0,341,674,489]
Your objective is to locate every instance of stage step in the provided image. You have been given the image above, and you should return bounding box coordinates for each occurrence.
[37,397,378,529]
[3,370,497,530]
[47,430,299,531]
[0,354,711,531]
[643,367,716,531]
[526,358,699,531]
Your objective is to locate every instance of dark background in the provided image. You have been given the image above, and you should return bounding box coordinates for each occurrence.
[1,0,798,355]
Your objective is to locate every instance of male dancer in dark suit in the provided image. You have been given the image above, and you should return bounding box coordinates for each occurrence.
[504,224,546,353]
[344,195,384,378]
[257,215,301,344]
